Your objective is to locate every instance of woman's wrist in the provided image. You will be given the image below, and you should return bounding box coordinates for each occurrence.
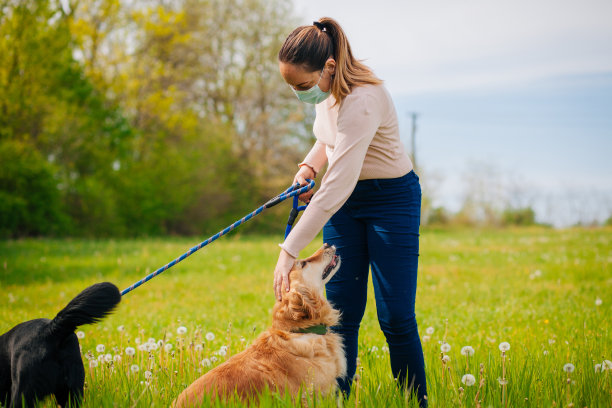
[278,243,298,259]
[298,162,317,178]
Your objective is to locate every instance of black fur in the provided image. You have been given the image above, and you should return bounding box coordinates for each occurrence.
[0,282,121,407]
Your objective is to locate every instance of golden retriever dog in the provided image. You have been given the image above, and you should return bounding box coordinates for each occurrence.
[173,243,345,406]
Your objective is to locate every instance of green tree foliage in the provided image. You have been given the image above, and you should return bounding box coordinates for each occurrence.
[501,207,536,226]
[0,140,68,238]
[0,0,311,237]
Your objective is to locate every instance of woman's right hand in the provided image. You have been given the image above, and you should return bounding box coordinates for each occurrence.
[293,165,315,203]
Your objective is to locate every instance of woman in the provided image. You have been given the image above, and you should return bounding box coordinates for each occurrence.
[273,17,427,405]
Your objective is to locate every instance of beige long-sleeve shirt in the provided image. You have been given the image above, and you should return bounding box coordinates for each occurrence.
[280,83,413,257]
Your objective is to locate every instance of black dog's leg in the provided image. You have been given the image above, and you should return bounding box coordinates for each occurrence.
[10,380,36,408]
[56,343,84,407]
[1,385,11,408]
[54,385,82,408]
[54,375,83,408]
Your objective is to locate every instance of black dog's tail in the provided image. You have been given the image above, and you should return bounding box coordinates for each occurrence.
[47,282,121,340]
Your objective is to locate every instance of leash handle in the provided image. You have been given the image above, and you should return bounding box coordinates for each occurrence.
[120,179,315,296]
[264,179,314,209]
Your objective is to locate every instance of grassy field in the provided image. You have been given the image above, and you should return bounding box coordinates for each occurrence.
[1,227,610,407]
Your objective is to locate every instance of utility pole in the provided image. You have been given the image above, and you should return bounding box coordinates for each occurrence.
[407,112,419,170]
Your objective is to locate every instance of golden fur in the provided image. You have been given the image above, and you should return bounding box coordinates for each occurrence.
[173,244,345,406]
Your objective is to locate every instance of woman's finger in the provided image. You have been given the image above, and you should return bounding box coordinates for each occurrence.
[274,278,280,300]
[299,190,314,203]
[282,272,290,293]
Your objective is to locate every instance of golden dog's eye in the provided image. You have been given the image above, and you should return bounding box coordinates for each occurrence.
[300,260,307,268]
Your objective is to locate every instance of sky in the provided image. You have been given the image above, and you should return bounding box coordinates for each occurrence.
[291,0,612,226]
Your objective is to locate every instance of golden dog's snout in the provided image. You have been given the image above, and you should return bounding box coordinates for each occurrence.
[322,243,336,253]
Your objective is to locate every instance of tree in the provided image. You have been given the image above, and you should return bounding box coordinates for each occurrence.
[0,0,311,237]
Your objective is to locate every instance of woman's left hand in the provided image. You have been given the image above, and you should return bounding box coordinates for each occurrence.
[273,248,296,301]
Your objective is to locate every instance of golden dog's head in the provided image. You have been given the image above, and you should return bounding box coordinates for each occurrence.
[273,244,341,331]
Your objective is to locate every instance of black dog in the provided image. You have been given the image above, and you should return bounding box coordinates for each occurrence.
[0,282,121,407]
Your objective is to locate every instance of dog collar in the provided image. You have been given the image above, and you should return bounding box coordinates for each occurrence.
[292,324,327,335]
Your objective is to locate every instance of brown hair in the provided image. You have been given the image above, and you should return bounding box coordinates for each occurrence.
[278,17,382,106]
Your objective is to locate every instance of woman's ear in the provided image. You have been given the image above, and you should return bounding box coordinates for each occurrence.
[325,58,336,77]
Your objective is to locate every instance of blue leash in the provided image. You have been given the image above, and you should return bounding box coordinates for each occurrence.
[120,180,314,296]
[284,195,308,239]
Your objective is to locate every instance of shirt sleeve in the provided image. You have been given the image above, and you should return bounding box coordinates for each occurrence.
[280,92,382,257]
[299,140,328,175]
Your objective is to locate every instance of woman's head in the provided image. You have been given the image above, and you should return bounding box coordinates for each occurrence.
[278,17,381,105]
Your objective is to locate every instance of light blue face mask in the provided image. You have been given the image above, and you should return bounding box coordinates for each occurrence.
[292,69,331,104]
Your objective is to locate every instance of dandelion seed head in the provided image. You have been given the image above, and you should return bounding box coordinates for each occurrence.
[98,355,105,362]
[131,364,140,373]
[104,353,113,362]
[117,325,125,332]
[144,370,153,380]
[211,356,218,362]
[563,363,575,373]
[422,335,430,342]
[426,327,434,335]
[218,348,227,357]
[96,344,105,353]
[549,339,556,344]
[543,350,549,355]
[76,331,85,339]
[595,298,602,306]
[461,374,476,386]
[205,332,215,341]
[89,360,98,368]
[135,338,141,344]
[497,377,508,385]
[441,343,451,353]
[164,343,173,352]
[114,355,122,362]
[177,326,187,335]
[461,346,475,356]
[147,337,156,344]
[370,346,379,353]
[602,360,612,370]
[442,355,451,363]
[147,342,158,351]
[137,344,147,351]
[125,347,136,356]
[498,342,510,352]
[194,344,203,352]
[201,358,211,367]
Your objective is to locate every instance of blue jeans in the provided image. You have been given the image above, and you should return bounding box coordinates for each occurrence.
[323,170,427,404]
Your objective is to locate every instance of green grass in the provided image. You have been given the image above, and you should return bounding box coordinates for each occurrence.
[1,227,611,407]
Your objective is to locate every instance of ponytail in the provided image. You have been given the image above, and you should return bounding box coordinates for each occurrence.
[278,17,381,106]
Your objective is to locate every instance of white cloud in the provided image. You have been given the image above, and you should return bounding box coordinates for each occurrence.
[293,0,612,93]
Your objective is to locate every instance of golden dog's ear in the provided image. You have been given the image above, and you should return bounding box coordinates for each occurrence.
[287,286,321,321]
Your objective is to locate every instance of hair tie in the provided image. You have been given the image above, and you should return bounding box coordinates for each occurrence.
[313,21,326,32]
